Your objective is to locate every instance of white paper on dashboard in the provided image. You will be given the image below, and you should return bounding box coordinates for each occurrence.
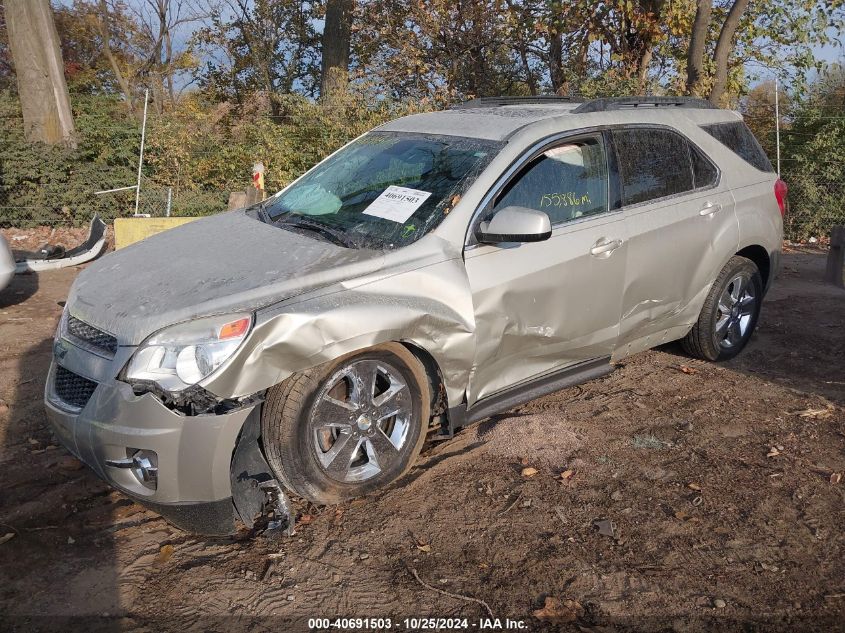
[362,185,432,223]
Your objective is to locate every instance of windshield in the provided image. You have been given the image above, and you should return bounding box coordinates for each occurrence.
[262,131,502,249]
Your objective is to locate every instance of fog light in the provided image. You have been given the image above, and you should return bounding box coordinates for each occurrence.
[131,450,158,489]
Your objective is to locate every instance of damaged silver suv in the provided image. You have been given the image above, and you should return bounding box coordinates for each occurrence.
[46,96,786,534]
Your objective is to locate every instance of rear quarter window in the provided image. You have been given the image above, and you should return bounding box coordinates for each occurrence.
[701,121,774,173]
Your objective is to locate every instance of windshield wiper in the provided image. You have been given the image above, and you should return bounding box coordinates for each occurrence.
[277,216,356,248]
[255,199,272,224]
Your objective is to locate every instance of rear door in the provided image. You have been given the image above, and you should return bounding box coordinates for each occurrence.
[464,133,627,404]
[612,126,739,357]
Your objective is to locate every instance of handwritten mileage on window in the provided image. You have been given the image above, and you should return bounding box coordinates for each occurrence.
[540,192,592,208]
[364,185,432,223]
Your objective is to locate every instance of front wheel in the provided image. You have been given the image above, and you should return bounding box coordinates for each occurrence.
[261,343,431,505]
[682,256,763,361]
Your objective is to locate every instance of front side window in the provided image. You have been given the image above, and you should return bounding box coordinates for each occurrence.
[263,132,502,249]
[612,128,694,206]
[492,136,609,225]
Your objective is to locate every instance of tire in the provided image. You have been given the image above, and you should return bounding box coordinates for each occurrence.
[682,255,763,362]
[261,343,431,505]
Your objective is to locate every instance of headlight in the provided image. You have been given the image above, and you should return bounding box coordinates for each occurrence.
[126,313,252,392]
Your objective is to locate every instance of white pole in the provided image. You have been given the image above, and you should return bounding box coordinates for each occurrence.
[774,77,781,177]
[134,89,149,215]
[166,187,172,217]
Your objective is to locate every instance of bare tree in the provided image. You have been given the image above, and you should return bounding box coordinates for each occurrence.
[320,0,353,103]
[97,0,137,116]
[3,0,76,146]
[127,0,205,113]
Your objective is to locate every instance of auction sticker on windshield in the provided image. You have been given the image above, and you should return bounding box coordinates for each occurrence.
[363,186,432,223]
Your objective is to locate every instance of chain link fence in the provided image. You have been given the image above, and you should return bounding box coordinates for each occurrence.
[781,173,845,242]
[0,182,230,226]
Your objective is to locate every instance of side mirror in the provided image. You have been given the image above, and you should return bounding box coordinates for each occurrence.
[476,206,552,244]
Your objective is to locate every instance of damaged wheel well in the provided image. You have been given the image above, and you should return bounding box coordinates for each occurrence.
[736,245,770,288]
[400,341,449,425]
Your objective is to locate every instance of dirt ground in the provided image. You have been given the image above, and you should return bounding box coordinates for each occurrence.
[0,244,843,633]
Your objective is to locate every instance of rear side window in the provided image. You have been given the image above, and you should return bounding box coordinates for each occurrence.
[701,121,774,172]
[612,128,694,205]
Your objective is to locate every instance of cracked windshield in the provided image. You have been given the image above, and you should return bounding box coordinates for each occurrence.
[262,132,502,249]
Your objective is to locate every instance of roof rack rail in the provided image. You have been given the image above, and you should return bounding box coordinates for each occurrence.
[450,96,579,109]
[572,96,716,114]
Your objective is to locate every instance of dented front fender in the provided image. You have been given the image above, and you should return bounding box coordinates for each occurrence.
[203,238,476,409]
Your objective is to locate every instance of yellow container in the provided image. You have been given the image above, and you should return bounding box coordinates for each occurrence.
[113,217,199,249]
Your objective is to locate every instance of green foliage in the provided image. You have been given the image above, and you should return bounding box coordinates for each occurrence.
[0,92,137,226]
[780,65,845,240]
[0,89,429,227]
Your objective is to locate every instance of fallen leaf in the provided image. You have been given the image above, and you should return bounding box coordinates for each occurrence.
[0,533,15,545]
[157,544,174,563]
[521,467,538,478]
[677,365,699,375]
[687,482,701,491]
[416,544,432,553]
[794,407,833,419]
[57,456,84,470]
[298,514,314,525]
[559,469,575,481]
[831,473,842,485]
[766,447,781,458]
[533,597,584,623]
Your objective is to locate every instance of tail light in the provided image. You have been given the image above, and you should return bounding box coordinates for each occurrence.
[774,179,788,216]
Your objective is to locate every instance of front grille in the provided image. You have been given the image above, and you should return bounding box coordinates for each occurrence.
[66,315,118,356]
[54,366,98,410]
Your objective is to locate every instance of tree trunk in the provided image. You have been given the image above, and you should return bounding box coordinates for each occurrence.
[686,0,712,95]
[4,0,76,146]
[709,0,750,106]
[549,32,565,94]
[320,0,354,103]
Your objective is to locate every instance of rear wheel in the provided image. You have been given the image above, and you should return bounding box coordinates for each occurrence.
[682,256,763,361]
[261,343,430,505]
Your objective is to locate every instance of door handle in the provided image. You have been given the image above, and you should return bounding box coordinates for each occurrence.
[699,201,723,216]
[590,238,623,257]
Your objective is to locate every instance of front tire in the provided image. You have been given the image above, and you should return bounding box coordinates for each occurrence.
[261,343,430,505]
[682,256,763,361]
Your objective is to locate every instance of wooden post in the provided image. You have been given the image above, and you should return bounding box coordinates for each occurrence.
[825,225,845,288]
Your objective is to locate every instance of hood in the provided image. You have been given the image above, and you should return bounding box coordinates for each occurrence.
[68,210,386,345]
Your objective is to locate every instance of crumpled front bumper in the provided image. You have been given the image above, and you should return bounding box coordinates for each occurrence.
[44,360,254,534]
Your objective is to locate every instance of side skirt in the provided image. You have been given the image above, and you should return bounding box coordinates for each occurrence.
[441,356,615,438]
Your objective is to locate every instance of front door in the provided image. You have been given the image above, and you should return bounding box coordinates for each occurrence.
[464,133,627,405]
